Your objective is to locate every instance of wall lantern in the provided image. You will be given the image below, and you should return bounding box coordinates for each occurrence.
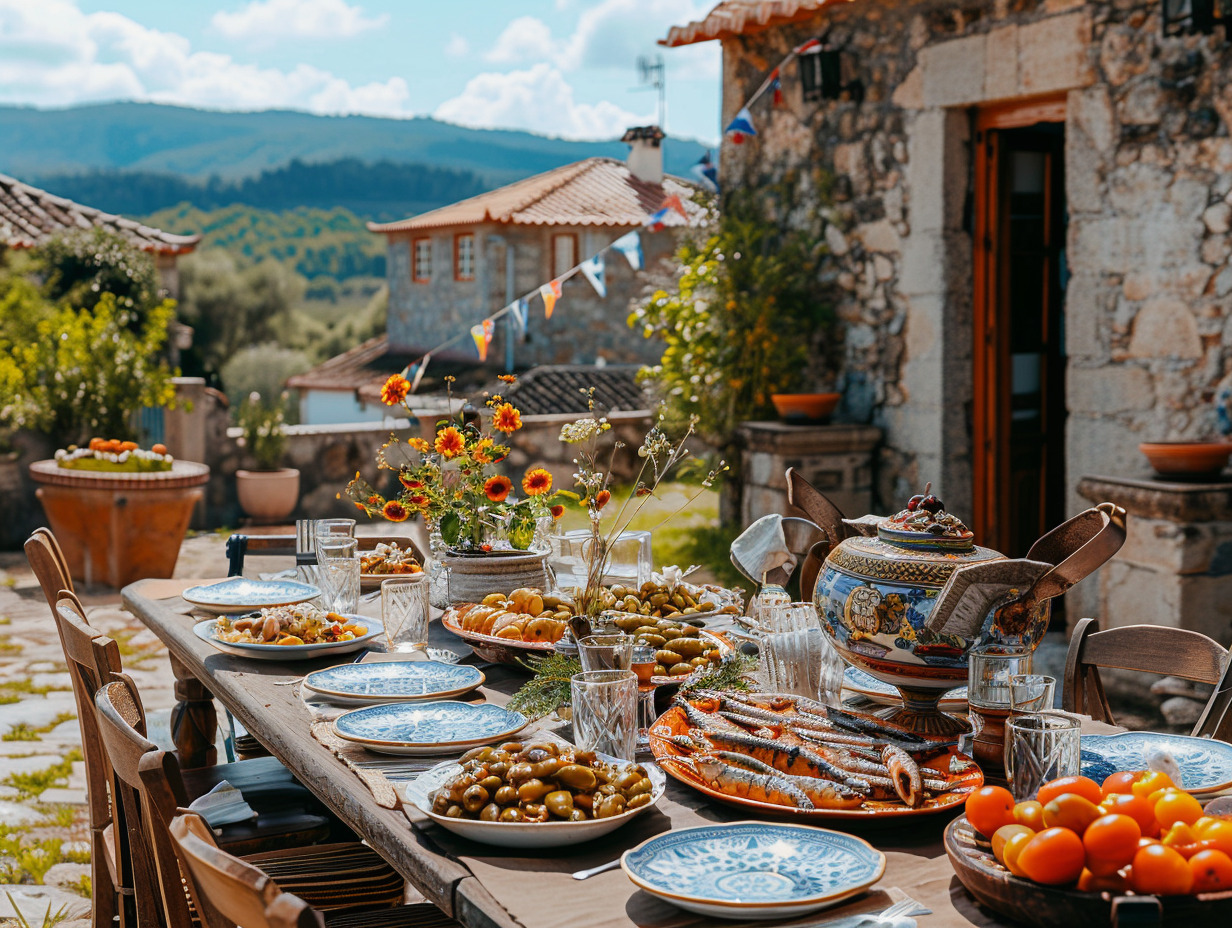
[1162,0,1229,36]
[798,40,864,103]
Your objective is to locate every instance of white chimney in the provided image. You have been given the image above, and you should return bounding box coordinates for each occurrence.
[622,125,665,184]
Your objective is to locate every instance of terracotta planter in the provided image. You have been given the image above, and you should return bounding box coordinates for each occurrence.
[1139,442,1232,480]
[771,392,841,424]
[29,459,210,588]
[236,468,300,522]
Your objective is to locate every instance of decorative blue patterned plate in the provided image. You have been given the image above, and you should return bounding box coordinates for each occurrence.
[333,701,527,755]
[621,821,885,920]
[182,578,320,614]
[844,667,968,710]
[304,661,484,706]
[1081,732,1232,794]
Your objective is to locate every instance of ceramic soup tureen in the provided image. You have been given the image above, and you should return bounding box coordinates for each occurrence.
[807,483,1126,735]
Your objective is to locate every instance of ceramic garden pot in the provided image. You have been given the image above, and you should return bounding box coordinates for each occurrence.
[236,468,300,522]
[440,548,550,605]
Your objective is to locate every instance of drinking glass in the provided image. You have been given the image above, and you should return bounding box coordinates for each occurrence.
[1004,713,1081,801]
[381,575,430,653]
[631,645,659,753]
[577,634,634,673]
[314,518,357,542]
[758,602,840,702]
[967,645,1032,774]
[316,536,360,614]
[603,531,653,587]
[1009,674,1056,716]
[571,670,637,760]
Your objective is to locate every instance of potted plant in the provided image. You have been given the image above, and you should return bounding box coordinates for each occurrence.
[235,392,299,522]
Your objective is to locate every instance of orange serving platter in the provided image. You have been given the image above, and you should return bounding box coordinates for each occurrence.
[649,704,983,820]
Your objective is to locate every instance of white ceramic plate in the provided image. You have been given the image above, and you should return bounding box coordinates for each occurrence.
[182,577,320,614]
[332,701,527,756]
[303,660,484,706]
[405,754,666,848]
[192,616,382,661]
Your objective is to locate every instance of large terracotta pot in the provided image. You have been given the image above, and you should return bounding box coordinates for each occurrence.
[236,468,300,522]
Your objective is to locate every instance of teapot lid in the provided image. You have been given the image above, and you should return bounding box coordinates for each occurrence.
[876,486,976,553]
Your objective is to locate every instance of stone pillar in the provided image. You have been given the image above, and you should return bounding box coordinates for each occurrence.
[738,422,882,526]
[1076,474,1232,644]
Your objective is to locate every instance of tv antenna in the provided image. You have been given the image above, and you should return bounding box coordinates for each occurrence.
[636,54,666,129]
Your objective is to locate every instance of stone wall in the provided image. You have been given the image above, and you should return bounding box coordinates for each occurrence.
[716,0,1232,621]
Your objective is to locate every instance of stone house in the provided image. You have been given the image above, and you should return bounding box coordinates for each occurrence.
[289,129,703,424]
[664,0,1232,628]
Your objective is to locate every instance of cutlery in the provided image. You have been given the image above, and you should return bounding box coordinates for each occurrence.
[571,859,620,880]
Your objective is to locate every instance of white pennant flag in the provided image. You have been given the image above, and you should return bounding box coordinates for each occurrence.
[579,253,606,298]
[511,297,529,337]
[611,231,643,270]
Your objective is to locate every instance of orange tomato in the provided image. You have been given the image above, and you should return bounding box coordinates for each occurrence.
[1038,776,1104,806]
[966,785,1017,837]
[1161,822,1207,859]
[1043,793,1103,835]
[1083,814,1142,871]
[1017,827,1087,886]
[1132,770,1176,801]
[119,440,138,451]
[1131,843,1194,895]
[151,443,168,455]
[1003,830,1035,878]
[88,437,105,451]
[1101,792,1159,837]
[1155,790,1204,829]
[1013,800,1045,831]
[1102,771,1143,796]
[1078,867,1131,893]
[1197,820,1232,856]
[1190,849,1232,893]
[1139,836,1162,847]
[993,824,1037,865]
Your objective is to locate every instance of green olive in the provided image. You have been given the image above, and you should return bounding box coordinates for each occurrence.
[479,802,501,822]
[478,775,503,792]
[593,794,626,819]
[431,792,450,814]
[507,762,534,783]
[554,764,597,790]
[530,757,563,779]
[499,742,523,754]
[614,769,644,792]
[517,778,553,802]
[445,804,464,818]
[494,785,518,805]
[544,790,574,818]
[569,808,589,822]
[487,761,509,778]
[627,792,653,810]
[627,775,653,796]
[462,784,489,812]
[499,807,523,823]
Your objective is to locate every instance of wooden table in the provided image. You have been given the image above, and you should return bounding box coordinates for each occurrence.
[121,577,1086,928]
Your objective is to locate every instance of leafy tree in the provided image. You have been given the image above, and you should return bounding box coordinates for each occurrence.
[219,343,312,416]
[34,228,160,321]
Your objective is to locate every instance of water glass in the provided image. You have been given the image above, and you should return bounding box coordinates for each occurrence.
[758,602,841,702]
[316,536,360,614]
[1004,713,1081,801]
[603,531,653,587]
[577,634,634,673]
[968,645,1033,709]
[1009,674,1056,716]
[571,670,637,760]
[381,575,429,653]
[631,645,659,753]
[314,518,356,542]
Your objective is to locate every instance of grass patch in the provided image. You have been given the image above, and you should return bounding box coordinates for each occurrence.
[0,634,23,655]
[0,825,72,885]
[0,680,74,704]
[62,874,91,898]
[38,806,77,829]
[3,749,83,798]
[2,713,76,742]
[108,627,163,660]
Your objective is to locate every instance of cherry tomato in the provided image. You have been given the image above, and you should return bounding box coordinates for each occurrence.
[1131,770,1176,801]
[1003,830,1034,878]
[1013,800,1045,831]
[1101,792,1159,837]
[1161,822,1208,859]
[1131,843,1194,895]
[1102,771,1143,797]
[1078,867,1131,893]
[1190,849,1232,893]
[1017,827,1087,886]
[1083,814,1142,871]
[1155,790,1204,829]
[1038,776,1104,806]
[993,824,1036,865]
[1197,820,1232,856]
[966,785,1016,837]
[1043,793,1102,835]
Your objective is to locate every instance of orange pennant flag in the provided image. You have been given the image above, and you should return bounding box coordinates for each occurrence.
[662,193,688,219]
[471,320,494,361]
[540,279,562,319]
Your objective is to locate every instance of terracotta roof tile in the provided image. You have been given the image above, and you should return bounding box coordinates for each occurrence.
[368,158,703,234]
[660,0,851,47]
[0,173,200,254]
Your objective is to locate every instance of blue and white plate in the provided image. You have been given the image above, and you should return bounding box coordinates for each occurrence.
[843,667,968,710]
[333,701,527,755]
[304,661,484,706]
[622,822,885,920]
[1081,731,1232,794]
[193,616,382,661]
[182,578,320,614]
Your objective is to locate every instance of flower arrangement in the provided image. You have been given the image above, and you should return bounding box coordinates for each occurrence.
[342,374,562,552]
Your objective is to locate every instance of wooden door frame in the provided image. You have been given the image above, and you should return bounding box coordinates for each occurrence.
[972,93,1067,550]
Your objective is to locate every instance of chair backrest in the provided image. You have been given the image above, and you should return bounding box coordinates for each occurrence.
[169,810,322,928]
[1063,618,1232,737]
[25,528,74,614]
[96,675,194,928]
[226,527,425,577]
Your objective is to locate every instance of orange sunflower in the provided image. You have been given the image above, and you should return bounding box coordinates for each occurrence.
[381,374,410,406]
[550,504,564,519]
[472,437,495,464]
[522,468,552,496]
[484,475,513,502]
[382,500,409,522]
[492,403,522,434]
[434,426,466,458]
[398,472,423,490]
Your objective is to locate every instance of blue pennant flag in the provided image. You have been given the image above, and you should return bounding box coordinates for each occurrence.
[691,151,719,194]
[646,207,670,233]
[724,106,757,141]
[580,253,606,298]
[611,231,643,270]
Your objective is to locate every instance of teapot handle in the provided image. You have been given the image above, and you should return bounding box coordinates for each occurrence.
[785,467,851,545]
[1025,502,1127,602]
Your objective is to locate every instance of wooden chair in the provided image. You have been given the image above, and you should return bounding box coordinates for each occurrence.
[96,678,408,928]
[226,528,425,578]
[24,526,75,618]
[1062,617,1232,739]
[169,810,460,928]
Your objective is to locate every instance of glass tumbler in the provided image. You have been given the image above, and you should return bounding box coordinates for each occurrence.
[314,518,357,541]
[577,634,634,673]
[316,536,360,614]
[967,645,1032,776]
[1004,713,1081,801]
[381,575,430,653]
[631,645,659,753]
[1009,674,1056,716]
[571,670,637,760]
[759,602,836,701]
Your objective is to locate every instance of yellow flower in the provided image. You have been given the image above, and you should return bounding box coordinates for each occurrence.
[408,437,431,453]
[472,437,495,464]
[522,468,552,496]
[434,426,465,458]
[380,374,410,406]
[492,403,522,434]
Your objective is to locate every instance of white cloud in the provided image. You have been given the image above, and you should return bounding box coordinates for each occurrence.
[211,0,387,43]
[444,34,469,58]
[433,63,650,140]
[484,16,556,65]
[0,0,411,116]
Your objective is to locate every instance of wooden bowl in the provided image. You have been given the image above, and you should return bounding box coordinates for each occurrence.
[1139,442,1232,479]
[771,393,840,424]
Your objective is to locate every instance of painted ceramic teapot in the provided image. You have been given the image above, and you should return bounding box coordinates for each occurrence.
[788,470,1126,735]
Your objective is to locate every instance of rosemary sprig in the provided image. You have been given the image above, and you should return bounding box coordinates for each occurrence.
[678,651,758,696]
[508,652,582,720]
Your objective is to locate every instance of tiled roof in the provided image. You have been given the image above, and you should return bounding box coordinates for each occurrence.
[0,173,200,254]
[492,365,651,416]
[368,158,702,234]
[285,334,485,400]
[660,0,849,47]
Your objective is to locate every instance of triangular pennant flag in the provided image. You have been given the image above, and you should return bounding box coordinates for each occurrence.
[794,37,822,55]
[771,75,783,106]
[724,106,756,144]
[471,320,494,361]
[611,231,643,270]
[511,297,529,337]
[662,193,688,220]
[691,151,719,194]
[409,354,429,393]
[579,253,606,298]
[540,280,562,319]
[646,207,671,233]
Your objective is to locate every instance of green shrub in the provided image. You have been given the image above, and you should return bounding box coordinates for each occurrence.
[35,228,160,320]
[237,393,288,470]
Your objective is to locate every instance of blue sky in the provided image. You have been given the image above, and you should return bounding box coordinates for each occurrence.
[0,0,721,143]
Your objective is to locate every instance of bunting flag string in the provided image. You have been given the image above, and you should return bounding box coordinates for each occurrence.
[409,354,429,393]
[611,230,644,270]
[691,151,719,194]
[580,253,606,298]
[724,36,824,144]
[471,319,494,361]
[540,279,562,319]
[511,297,530,338]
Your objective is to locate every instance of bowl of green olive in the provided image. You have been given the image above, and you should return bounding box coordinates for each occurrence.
[403,740,666,848]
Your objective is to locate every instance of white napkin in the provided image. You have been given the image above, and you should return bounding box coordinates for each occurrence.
[731,514,797,581]
[187,780,256,827]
